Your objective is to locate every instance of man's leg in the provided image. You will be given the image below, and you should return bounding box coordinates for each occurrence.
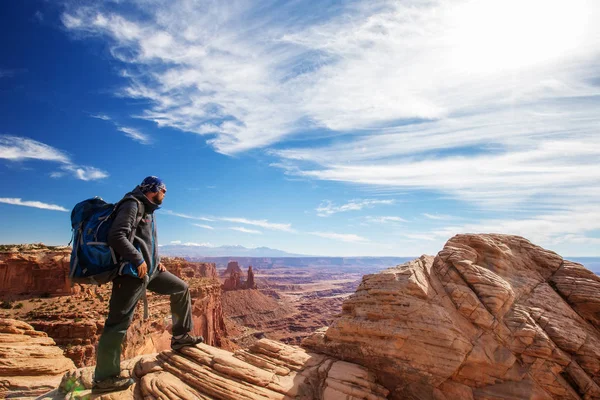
[95,275,145,381]
[147,271,193,335]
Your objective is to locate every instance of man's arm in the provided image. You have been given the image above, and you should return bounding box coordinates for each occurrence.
[107,200,144,268]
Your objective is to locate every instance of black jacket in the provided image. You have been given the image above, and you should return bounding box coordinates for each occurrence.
[108,186,160,278]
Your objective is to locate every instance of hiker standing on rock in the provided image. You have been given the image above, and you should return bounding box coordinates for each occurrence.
[93,176,203,394]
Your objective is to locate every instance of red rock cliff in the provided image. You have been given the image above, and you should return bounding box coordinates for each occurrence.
[0,250,227,368]
[0,245,72,299]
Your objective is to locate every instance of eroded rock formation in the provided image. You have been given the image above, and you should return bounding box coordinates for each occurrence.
[58,339,389,399]
[0,318,75,398]
[163,257,218,280]
[246,265,256,289]
[223,271,242,291]
[304,234,600,399]
[0,253,228,367]
[0,245,72,298]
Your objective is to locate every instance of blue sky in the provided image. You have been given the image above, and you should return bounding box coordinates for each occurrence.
[1,0,599,257]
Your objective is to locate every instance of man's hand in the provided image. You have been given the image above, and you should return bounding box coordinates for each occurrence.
[158,263,166,272]
[137,261,148,279]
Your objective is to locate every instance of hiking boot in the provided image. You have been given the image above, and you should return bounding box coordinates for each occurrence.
[92,376,135,394]
[171,333,204,350]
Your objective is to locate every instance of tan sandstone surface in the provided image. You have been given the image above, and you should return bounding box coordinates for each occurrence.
[304,234,600,399]
[51,338,389,400]
[0,318,75,398]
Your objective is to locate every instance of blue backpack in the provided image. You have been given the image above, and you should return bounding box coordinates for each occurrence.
[69,196,144,285]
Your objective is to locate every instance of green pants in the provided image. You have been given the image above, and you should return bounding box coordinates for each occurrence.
[94,271,192,381]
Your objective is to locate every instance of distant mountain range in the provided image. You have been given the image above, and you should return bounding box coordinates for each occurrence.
[158,244,305,257]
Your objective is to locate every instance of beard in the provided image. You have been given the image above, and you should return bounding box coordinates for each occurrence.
[153,194,163,205]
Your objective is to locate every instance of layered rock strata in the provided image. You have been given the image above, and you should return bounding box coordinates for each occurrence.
[304,234,600,399]
[58,339,389,399]
[0,253,227,367]
[0,318,75,398]
[0,245,72,298]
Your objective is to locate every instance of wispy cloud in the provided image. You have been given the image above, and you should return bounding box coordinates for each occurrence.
[230,227,262,234]
[316,199,394,217]
[60,165,109,181]
[192,223,214,230]
[61,0,600,245]
[0,135,70,163]
[91,114,111,121]
[432,205,600,248]
[401,233,437,242]
[309,231,369,243]
[90,114,150,144]
[423,213,455,221]
[365,216,406,224]
[220,217,294,232]
[165,211,294,232]
[0,198,68,212]
[0,135,108,181]
[162,210,214,221]
[117,126,150,144]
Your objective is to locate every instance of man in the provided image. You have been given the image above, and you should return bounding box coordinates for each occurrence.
[92,176,203,394]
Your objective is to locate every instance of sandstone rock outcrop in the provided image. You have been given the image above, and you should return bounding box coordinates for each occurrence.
[223,271,242,291]
[0,253,228,367]
[246,265,257,289]
[0,318,75,398]
[0,245,72,298]
[304,234,600,399]
[58,338,389,399]
[162,257,218,280]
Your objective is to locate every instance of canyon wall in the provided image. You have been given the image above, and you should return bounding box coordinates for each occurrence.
[0,245,72,298]
[0,250,227,367]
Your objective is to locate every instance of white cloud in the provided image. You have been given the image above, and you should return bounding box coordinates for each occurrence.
[117,126,150,144]
[309,231,369,243]
[220,217,294,232]
[230,227,262,234]
[60,165,109,181]
[192,223,214,230]
[0,135,70,163]
[365,216,406,224]
[0,198,69,212]
[316,199,394,217]
[91,114,111,121]
[423,213,455,221]
[162,210,214,221]
[401,233,437,242]
[61,0,600,249]
[170,240,182,244]
[0,135,109,181]
[432,206,600,247]
[164,211,294,232]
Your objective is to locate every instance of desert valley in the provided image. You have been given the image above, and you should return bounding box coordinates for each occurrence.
[2,235,600,399]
